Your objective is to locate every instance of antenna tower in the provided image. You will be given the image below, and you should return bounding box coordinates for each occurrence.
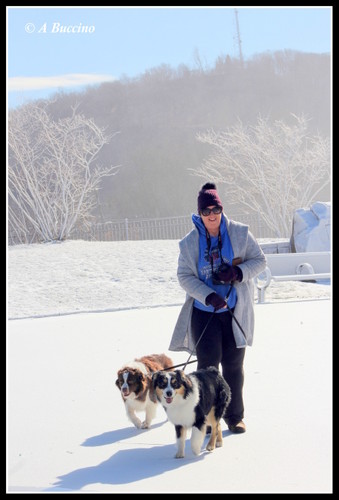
[234,9,244,66]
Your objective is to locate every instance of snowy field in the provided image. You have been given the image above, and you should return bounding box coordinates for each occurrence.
[7,240,332,493]
[7,240,331,319]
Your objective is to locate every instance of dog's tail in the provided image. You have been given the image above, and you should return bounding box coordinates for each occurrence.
[215,380,232,420]
[137,353,173,372]
[159,353,175,370]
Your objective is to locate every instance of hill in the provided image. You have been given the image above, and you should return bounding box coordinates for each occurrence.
[16,50,332,221]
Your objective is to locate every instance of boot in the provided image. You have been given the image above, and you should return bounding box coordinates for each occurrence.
[228,420,246,434]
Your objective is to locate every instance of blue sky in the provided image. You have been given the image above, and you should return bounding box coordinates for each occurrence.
[7,6,332,109]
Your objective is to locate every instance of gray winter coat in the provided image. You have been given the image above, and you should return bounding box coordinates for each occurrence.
[169,216,267,353]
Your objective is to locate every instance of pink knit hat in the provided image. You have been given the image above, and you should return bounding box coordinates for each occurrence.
[197,182,223,212]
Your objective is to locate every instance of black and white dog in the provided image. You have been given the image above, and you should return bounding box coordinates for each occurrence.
[151,366,231,458]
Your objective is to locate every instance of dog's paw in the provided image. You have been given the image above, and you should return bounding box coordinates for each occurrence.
[191,445,202,456]
[216,439,223,448]
[175,452,185,459]
[206,439,216,451]
[133,419,143,429]
[141,421,150,429]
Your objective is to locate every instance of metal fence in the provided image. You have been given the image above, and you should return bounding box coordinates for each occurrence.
[8,213,278,245]
[69,213,276,242]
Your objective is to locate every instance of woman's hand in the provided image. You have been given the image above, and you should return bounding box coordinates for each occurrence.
[214,264,243,284]
[205,292,227,311]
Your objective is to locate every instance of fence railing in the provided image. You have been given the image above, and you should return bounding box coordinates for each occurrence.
[8,213,278,245]
[69,213,276,242]
[68,216,192,242]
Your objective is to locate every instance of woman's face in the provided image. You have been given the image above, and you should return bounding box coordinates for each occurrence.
[200,205,222,236]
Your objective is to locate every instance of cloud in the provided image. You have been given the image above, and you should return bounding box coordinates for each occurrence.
[8,73,116,92]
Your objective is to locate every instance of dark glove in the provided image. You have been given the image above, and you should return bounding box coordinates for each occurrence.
[205,292,227,311]
[214,264,243,284]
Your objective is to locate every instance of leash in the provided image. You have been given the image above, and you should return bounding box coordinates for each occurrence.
[162,283,247,374]
[161,312,215,373]
[164,359,198,371]
[226,304,247,338]
[172,283,239,373]
[180,311,215,371]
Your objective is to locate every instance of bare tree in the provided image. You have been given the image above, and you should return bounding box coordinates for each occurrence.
[193,114,330,237]
[8,103,120,243]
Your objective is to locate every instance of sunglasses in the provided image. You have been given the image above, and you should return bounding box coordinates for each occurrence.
[200,206,223,217]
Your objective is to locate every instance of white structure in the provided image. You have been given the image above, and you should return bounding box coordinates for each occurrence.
[255,251,331,303]
[290,202,331,252]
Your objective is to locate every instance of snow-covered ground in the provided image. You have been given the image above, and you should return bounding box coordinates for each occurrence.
[7,240,332,493]
[7,240,331,319]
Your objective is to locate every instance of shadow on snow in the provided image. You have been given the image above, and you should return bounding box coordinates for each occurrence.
[46,429,232,491]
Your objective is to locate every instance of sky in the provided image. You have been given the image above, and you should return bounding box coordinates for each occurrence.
[7,239,332,492]
[7,6,332,109]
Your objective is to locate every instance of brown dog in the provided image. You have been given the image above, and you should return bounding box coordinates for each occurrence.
[115,353,173,429]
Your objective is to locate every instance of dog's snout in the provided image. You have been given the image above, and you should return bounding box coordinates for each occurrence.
[166,390,172,397]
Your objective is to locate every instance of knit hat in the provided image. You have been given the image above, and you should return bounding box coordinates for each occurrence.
[197,182,223,212]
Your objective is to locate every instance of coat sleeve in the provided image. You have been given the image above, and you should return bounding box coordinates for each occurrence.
[228,220,266,283]
[236,229,267,282]
[177,234,215,305]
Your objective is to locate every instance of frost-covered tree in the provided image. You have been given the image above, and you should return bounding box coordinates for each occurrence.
[8,103,120,243]
[193,114,330,237]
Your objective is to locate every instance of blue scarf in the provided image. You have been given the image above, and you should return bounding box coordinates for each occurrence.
[192,213,237,313]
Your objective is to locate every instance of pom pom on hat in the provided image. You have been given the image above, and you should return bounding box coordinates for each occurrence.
[197,182,223,212]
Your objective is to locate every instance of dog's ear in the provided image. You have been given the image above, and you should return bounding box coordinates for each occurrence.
[115,378,120,389]
[175,370,186,384]
[178,370,193,395]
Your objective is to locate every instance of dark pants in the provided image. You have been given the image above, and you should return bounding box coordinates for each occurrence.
[191,306,246,426]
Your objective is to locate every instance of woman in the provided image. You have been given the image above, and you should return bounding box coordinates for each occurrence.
[169,182,266,433]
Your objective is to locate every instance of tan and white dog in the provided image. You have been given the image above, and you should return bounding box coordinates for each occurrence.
[115,353,173,429]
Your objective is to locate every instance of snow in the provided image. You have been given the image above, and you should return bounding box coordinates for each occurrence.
[7,240,331,319]
[7,240,332,493]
